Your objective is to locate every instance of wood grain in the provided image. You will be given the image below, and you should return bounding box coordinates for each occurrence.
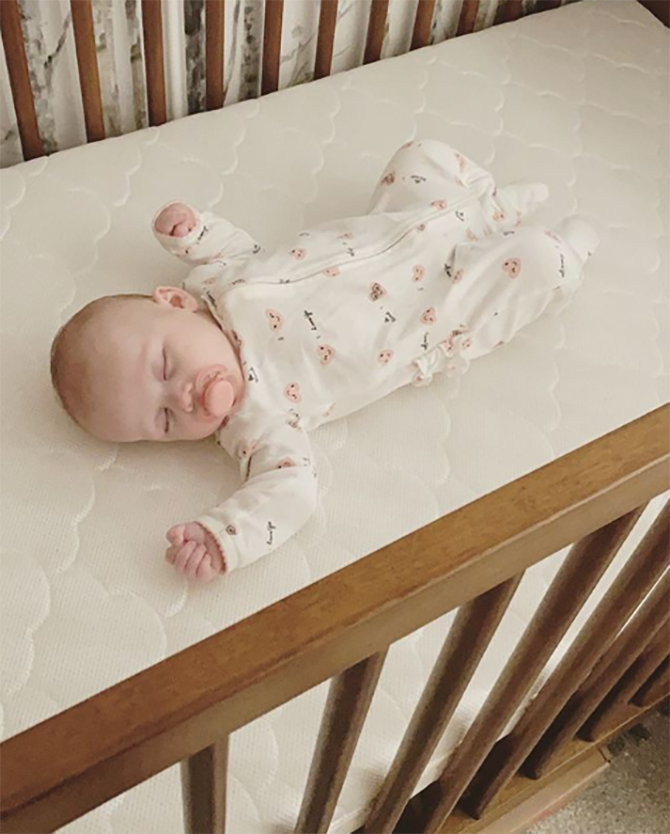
[0,0,42,159]
[632,656,670,707]
[363,0,389,64]
[295,652,387,833]
[314,0,338,79]
[205,0,225,110]
[639,0,670,26]
[526,573,669,774]
[181,738,228,834]
[499,0,522,25]
[70,0,105,142]
[435,744,609,834]
[527,504,670,776]
[436,700,667,834]
[411,0,437,51]
[261,0,283,95]
[1,405,668,834]
[415,505,646,829]
[580,623,670,739]
[457,0,480,35]
[461,501,670,820]
[363,576,523,834]
[141,0,167,125]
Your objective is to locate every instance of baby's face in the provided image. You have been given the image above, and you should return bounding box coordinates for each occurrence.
[82,289,245,442]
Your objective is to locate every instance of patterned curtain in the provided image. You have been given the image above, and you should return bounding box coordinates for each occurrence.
[0,0,578,168]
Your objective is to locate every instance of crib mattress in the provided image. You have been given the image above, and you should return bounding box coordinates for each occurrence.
[1,0,668,831]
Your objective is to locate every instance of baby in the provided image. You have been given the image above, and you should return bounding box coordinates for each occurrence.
[50,140,598,583]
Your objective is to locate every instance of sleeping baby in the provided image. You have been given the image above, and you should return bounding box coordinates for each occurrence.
[50,140,598,583]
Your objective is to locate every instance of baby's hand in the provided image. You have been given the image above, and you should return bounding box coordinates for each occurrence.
[154,202,198,237]
[165,521,225,582]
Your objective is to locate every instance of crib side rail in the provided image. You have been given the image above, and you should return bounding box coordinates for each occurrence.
[1,0,561,162]
[1,404,668,834]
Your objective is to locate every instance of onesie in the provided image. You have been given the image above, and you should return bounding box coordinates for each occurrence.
[153,140,598,573]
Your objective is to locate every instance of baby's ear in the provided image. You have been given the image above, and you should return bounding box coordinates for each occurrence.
[153,286,199,311]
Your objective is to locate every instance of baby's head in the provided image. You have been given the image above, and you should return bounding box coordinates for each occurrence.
[50,287,245,443]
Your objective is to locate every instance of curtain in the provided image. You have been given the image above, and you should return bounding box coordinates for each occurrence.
[0,0,577,167]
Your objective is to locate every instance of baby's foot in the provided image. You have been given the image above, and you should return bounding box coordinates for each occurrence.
[556,216,600,262]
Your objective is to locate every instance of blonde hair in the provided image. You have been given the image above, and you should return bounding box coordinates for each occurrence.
[50,293,151,429]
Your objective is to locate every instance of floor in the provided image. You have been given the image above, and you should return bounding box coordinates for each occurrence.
[523,707,669,834]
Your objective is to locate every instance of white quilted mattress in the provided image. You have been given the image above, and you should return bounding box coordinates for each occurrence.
[1,1,668,831]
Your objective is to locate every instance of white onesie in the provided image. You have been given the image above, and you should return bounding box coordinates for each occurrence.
[153,140,598,574]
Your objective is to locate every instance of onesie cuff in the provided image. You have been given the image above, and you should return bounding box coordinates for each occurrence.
[196,515,240,574]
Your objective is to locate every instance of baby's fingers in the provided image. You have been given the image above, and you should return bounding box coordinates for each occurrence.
[174,540,197,572]
[167,524,187,546]
[183,544,207,579]
[196,555,220,583]
[165,544,180,565]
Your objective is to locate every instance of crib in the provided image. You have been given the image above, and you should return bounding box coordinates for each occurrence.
[1,1,668,833]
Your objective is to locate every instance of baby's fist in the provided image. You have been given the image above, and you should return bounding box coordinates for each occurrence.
[154,202,198,237]
[165,521,225,582]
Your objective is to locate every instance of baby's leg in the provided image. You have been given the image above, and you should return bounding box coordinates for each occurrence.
[367,139,495,214]
[448,217,599,362]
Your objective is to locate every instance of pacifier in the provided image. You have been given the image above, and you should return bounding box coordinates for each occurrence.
[203,376,235,418]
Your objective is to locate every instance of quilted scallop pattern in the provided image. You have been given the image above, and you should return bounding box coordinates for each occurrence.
[0,2,667,832]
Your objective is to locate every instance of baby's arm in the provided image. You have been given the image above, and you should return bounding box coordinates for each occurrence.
[152,201,262,267]
[164,420,318,581]
[368,140,548,233]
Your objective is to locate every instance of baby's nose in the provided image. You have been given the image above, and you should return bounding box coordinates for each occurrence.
[173,382,194,413]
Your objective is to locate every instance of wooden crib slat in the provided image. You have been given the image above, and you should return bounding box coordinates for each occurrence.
[314,0,338,80]
[362,575,523,834]
[640,1,670,27]
[456,0,480,36]
[500,0,523,24]
[411,0,436,51]
[294,651,387,834]
[141,0,168,125]
[0,0,43,159]
[462,501,670,820]
[415,505,646,830]
[70,0,105,143]
[525,572,670,775]
[363,0,389,65]
[181,738,228,834]
[205,0,225,109]
[579,616,670,740]
[632,656,670,707]
[261,0,283,95]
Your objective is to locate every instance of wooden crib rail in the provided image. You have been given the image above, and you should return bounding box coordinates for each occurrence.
[2,1,667,163]
[363,504,648,832]
[439,500,668,824]
[0,0,554,162]
[1,404,668,834]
